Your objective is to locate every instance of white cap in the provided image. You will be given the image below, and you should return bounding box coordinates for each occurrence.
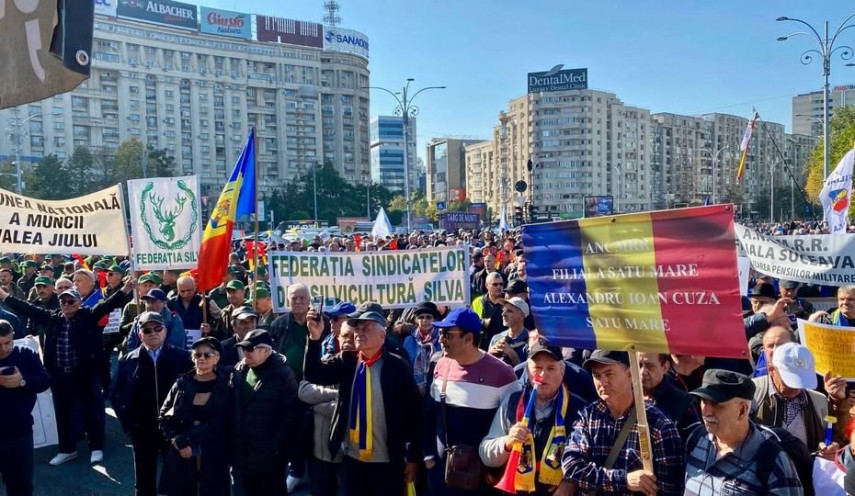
[499,296,530,318]
[771,342,817,390]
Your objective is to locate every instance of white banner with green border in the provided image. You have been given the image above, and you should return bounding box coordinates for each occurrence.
[127,176,202,270]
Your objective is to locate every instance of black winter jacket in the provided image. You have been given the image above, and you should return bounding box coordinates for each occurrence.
[227,353,298,474]
[110,345,193,434]
[4,289,128,376]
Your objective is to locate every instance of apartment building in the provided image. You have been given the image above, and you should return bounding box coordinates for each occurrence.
[425,138,482,203]
[369,115,418,195]
[792,85,855,137]
[0,1,371,198]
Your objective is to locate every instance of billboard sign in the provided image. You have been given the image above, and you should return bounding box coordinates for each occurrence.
[528,67,588,93]
[199,7,251,39]
[441,212,481,232]
[323,27,369,58]
[256,16,323,47]
[583,196,614,217]
[94,0,117,17]
[117,0,198,30]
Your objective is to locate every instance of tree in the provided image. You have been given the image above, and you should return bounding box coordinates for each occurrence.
[114,139,176,185]
[64,146,96,196]
[0,159,16,192]
[805,106,855,220]
[23,154,70,199]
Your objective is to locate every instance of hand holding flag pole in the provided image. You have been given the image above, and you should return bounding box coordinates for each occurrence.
[495,376,542,494]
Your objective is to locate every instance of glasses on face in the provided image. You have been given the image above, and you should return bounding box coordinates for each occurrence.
[490,283,504,287]
[439,329,463,339]
[193,351,217,360]
[141,325,165,335]
[59,299,78,306]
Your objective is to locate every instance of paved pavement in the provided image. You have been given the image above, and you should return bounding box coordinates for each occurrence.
[26,406,312,495]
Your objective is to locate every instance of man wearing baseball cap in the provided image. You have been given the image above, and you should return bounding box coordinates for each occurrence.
[0,275,135,466]
[216,280,247,341]
[752,342,830,452]
[488,296,531,366]
[229,329,298,495]
[320,301,356,359]
[480,337,584,494]
[28,276,59,342]
[16,260,38,296]
[424,308,520,494]
[112,311,192,495]
[303,302,422,495]
[126,289,185,352]
[119,273,161,348]
[684,369,803,494]
[563,350,684,496]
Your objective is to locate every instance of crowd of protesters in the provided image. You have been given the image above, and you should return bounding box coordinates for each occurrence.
[0,225,854,496]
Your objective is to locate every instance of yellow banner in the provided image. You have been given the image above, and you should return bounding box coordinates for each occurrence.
[797,319,855,380]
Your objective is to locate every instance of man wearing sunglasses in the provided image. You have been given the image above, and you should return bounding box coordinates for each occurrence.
[0,276,134,467]
[471,272,508,350]
[111,311,193,496]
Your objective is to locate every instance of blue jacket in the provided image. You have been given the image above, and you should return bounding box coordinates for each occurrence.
[126,307,186,351]
[0,346,50,438]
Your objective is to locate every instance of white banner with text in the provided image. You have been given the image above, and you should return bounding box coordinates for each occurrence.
[0,186,128,255]
[267,247,470,311]
[736,223,855,286]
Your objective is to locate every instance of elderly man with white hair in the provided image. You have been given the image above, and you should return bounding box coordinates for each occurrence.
[304,302,422,496]
[685,369,803,495]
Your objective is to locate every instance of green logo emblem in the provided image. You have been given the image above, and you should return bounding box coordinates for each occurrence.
[139,180,199,250]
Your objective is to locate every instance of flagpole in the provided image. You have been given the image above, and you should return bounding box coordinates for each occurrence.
[251,128,260,311]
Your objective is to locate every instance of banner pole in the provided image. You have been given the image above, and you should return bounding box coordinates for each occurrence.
[251,128,260,311]
[118,182,139,310]
[628,351,654,473]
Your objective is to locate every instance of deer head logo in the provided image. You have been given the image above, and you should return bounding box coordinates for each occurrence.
[138,179,199,251]
[149,192,186,242]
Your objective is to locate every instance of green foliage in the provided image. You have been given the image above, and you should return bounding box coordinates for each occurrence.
[115,139,176,184]
[64,146,96,197]
[805,106,855,221]
[23,154,70,199]
[267,163,398,227]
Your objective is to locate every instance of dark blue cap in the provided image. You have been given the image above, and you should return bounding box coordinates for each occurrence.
[326,301,356,318]
[141,288,168,301]
[433,307,481,334]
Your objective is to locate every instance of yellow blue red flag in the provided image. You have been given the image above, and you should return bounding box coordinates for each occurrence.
[522,205,747,358]
[197,128,256,291]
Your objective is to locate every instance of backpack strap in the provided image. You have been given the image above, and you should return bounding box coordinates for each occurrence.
[685,423,706,456]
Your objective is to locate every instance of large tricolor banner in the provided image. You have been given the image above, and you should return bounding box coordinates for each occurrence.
[522,205,746,357]
[266,247,470,311]
[0,185,129,255]
[127,175,202,270]
[735,223,855,286]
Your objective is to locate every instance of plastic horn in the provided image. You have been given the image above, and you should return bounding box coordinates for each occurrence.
[825,415,837,447]
[495,376,542,493]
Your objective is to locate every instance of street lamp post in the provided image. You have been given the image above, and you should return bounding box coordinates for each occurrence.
[368,79,445,232]
[777,12,855,178]
[5,109,62,194]
[699,144,731,204]
[363,174,371,218]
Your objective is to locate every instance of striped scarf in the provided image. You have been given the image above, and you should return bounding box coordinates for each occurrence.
[348,350,383,461]
[515,384,570,490]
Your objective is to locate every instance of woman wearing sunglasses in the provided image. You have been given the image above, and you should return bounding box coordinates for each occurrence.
[158,337,230,496]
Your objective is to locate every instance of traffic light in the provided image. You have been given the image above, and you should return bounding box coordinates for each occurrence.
[514,206,524,226]
[529,203,540,222]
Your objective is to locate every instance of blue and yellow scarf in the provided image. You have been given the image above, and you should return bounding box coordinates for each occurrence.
[349,350,383,461]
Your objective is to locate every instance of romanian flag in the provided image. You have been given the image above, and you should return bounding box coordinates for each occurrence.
[522,205,747,358]
[197,129,256,292]
[736,112,759,181]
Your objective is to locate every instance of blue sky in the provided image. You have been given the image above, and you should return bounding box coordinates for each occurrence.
[204,0,855,155]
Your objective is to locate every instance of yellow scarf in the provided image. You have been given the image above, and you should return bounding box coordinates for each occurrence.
[515,384,570,491]
[348,350,382,461]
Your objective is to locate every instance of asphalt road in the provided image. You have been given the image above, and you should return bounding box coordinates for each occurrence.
[24,404,313,496]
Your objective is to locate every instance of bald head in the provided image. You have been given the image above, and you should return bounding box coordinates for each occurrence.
[177,276,197,302]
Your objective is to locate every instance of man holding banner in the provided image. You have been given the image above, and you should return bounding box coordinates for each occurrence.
[561,350,685,496]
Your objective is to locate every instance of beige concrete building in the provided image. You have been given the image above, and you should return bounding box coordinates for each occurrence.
[0,8,371,199]
[466,89,653,221]
[792,85,855,137]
